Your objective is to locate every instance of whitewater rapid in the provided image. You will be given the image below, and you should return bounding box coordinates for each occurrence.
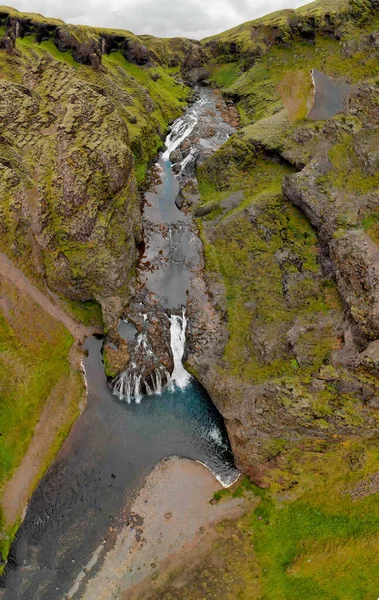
[113,310,191,403]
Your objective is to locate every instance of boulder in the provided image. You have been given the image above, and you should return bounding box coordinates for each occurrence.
[123,38,149,65]
[357,340,379,377]
[55,27,102,68]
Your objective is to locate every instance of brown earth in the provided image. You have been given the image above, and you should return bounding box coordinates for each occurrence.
[0,250,98,527]
[78,458,245,600]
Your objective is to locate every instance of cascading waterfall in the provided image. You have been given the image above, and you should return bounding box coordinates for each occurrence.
[168,310,191,390]
[162,117,197,161]
[113,364,171,404]
[113,310,191,403]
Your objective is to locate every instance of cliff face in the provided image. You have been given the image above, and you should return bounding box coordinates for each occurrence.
[188,0,379,480]
[0,7,198,563]
[0,7,197,326]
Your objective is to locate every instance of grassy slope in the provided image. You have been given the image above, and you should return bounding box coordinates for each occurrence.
[209,27,378,126]
[102,51,189,184]
[191,3,379,598]
[0,278,83,566]
[196,147,372,435]
[0,30,190,309]
[152,440,379,599]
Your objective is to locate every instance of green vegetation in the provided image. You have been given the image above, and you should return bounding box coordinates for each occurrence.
[197,141,337,385]
[326,133,379,195]
[63,299,103,327]
[148,442,379,600]
[0,278,84,570]
[210,62,242,88]
[249,441,379,599]
[0,5,64,25]
[362,211,379,245]
[0,280,75,485]
[208,21,378,126]
[65,300,103,327]
[103,51,190,184]
[16,36,78,68]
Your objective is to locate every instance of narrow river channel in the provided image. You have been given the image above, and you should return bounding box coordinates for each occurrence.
[1,87,239,600]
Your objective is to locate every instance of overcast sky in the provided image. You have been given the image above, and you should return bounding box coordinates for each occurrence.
[11,0,305,39]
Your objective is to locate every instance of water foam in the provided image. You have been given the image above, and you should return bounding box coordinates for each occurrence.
[168,310,191,390]
[162,116,197,161]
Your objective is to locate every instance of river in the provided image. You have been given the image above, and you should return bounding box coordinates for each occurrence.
[1,87,238,600]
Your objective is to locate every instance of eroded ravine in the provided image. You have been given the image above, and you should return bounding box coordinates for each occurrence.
[1,88,239,600]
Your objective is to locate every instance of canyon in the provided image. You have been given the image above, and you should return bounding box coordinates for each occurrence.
[0,0,379,597]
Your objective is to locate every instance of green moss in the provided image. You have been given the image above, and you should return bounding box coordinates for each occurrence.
[103,348,118,379]
[362,211,379,245]
[248,442,379,599]
[63,299,103,327]
[197,146,339,385]
[17,35,77,69]
[210,62,242,88]
[0,285,75,486]
[39,40,78,68]
[102,51,190,184]
[208,28,377,126]
[326,133,379,194]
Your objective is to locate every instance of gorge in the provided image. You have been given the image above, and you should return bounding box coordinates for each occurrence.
[0,0,379,597]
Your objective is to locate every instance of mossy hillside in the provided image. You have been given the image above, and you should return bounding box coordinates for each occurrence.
[0,34,190,325]
[0,278,84,567]
[362,212,379,246]
[207,14,379,127]
[325,132,379,196]
[63,299,103,328]
[0,279,74,484]
[138,35,197,69]
[0,5,197,66]
[247,439,379,600]
[196,135,379,435]
[102,51,190,184]
[0,6,64,26]
[143,439,379,599]
[203,0,373,58]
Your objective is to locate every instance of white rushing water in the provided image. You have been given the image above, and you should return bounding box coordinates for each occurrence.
[113,365,171,404]
[113,310,191,402]
[162,116,197,161]
[168,310,191,390]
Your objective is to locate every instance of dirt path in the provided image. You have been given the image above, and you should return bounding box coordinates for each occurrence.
[77,458,244,600]
[0,251,98,526]
[0,251,90,341]
[1,346,85,527]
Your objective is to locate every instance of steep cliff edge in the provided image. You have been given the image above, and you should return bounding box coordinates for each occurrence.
[0,8,197,568]
[188,0,379,479]
[0,6,197,327]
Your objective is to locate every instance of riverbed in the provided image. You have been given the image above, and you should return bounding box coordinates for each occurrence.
[1,87,238,600]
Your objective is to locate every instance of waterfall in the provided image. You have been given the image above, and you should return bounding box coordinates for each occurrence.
[168,310,191,390]
[112,310,191,402]
[113,365,170,404]
[162,117,197,161]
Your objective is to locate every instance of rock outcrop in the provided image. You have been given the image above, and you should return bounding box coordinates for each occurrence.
[190,0,379,477]
[0,9,192,327]
[183,44,210,83]
[123,38,150,65]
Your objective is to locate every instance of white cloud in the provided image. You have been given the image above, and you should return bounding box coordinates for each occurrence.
[10,0,306,39]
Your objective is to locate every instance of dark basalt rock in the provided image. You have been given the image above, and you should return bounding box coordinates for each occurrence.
[100,34,127,55]
[123,38,149,65]
[5,16,58,45]
[0,29,16,54]
[54,27,102,68]
[183,45,210,84]
[287,15,316,43]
